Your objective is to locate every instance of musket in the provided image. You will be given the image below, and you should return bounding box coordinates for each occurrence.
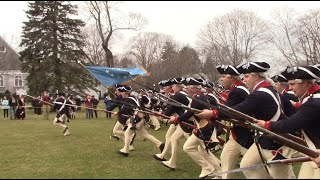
[197,73,226,103]
[191,98,318,158]
[130,79,311,157]
[137,80,313,157]
[208,156,311,177]
[157,89,231,131]
[129,79,232,151]
[227,118,307,146]
[198,73,231,142]
[24,94,116,114]
[112,99,195,129]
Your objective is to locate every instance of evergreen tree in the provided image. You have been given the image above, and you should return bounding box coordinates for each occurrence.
[19,1,96,96]
[160,41,178,79]
[176,45,202,77]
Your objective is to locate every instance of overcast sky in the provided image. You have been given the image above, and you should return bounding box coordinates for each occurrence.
[1,1,320,54]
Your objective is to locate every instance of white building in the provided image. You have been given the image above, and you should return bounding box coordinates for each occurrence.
[0,36,28,94]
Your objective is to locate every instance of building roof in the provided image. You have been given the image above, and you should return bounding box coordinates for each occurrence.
[0,36,21,71]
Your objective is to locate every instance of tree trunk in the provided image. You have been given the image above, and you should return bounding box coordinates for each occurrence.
[102,43,114,67]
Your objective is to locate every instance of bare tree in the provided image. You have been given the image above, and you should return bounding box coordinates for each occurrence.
[295,9,320,65]
[128,32,174,86]
[129,32,172,70]
[82,25,106,66]
[270,6,301,65]
[85,1,147,67]
[197,9,271,66]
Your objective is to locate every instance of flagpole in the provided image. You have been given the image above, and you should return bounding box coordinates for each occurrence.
[77,61,125,140]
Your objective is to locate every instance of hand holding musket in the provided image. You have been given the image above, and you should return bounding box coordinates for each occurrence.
[311,155,320,168]
[196,109,217,119]
[195,106,318,158]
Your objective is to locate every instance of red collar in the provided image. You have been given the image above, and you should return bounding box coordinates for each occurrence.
[252,80,272,92]
[301,84,320,101]
[230,80,244,91]
[281,87,289,95]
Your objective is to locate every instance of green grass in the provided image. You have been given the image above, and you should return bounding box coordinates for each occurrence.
[0,103,301,178]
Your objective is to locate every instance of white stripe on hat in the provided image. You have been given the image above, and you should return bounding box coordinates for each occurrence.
[298,67,319,79]
[278,74,287,81]
[250,62,268,71]
[229,65,240,75]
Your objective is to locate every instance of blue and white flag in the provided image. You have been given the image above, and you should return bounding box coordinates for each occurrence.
[85,66,148,86]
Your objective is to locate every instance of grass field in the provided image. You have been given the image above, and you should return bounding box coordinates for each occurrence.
[0,103,301,179]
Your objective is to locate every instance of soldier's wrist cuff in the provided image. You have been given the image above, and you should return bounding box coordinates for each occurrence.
[212,110,219,119]
[175,116,179,123]
[264,121,271,130]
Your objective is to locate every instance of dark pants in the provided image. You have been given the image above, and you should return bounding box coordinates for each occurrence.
[93,106,98,118]
[106,112,112,118]
[3,109,8,118]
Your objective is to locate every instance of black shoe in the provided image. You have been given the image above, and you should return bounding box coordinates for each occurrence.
[112,135,120,140]
[153,154,166,161]
[63,127,69,134]
[161,161,175,171]
[117,150,129,157]
[159,142,165,152]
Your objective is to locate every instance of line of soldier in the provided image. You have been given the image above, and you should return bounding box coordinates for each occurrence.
[108,61,320,179]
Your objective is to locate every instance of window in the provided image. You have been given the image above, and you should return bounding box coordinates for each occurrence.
[0,46,6,53]
[0,76,3,87]
[14,76,23,87]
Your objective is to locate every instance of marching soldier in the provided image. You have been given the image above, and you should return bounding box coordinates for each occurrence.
[53,92,72,136]
[271,72,299,102]
[255,65,320,179]
[147,90,161,131]
[214,64,252,179]
[197,61,296,179]
[116,85,164,157]
[138,89,160,130]
[153,77,189,165]
[171,77,222,178]
[160,78,204,172]
[152,79,176,161]
[110,85,136,150]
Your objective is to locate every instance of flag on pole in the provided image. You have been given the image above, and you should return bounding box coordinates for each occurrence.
[84,66,148,86]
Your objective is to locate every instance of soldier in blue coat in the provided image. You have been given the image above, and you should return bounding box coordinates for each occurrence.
[255,65,320,179]
[197,61,296,179]
[215,64,251,179]
[153,77,190,165]
[169,77,222,178]
[271,72,299,103]
[53,92,72,136]
[108,85,126,141]
[116,85,164,157]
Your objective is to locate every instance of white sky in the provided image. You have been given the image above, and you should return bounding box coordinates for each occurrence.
[1,1,320,54]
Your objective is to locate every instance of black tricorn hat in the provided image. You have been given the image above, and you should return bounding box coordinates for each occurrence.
[116,85,132,92]
[271,73,288,83]
[158,79,174,87]
[237,62,270,74]
[170,77,185,85]
[115,84,124,88]
[216,65,240,75]
[285,66,320,80]
[182,77,207,86]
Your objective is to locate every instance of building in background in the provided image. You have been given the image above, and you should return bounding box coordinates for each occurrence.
[0,36,28,95]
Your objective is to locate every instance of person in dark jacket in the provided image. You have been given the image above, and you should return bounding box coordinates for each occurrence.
[53,92,72,136]
[255,65,320,179]
[197,62,296,179]
[9,94,18,120]
[214,64,251,179]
